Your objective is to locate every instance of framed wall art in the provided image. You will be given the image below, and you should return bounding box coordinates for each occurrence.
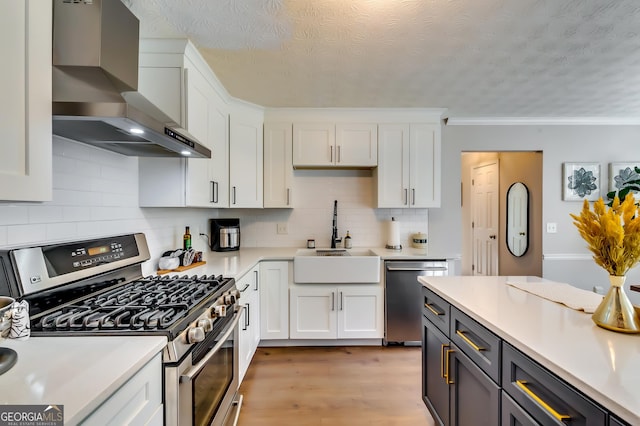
[608,162,640,199]
[562,162,600,201]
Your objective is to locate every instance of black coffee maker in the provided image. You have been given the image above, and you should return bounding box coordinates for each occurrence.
[210,219,240,251]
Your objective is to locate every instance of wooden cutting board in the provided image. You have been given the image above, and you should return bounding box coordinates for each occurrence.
[157,261,206,275]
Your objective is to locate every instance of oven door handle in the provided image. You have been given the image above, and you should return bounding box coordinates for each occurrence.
[180,305,244,383]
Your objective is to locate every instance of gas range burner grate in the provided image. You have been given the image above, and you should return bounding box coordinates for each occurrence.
[32,274,229,333]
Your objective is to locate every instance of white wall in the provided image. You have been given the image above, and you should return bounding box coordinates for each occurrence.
[431,124,640,303]
[0,137,428,274]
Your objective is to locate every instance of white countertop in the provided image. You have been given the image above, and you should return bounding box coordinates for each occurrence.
[419,275,640,424]
[180,247,455,279]
[0,336,166,425]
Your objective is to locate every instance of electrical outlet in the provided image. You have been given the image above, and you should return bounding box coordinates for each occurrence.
[277,223,288,234]
[546,222,557,233]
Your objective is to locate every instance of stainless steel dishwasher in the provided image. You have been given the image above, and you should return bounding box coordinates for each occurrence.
[384,260,448,345]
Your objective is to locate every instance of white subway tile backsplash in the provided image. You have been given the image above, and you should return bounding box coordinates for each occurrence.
[46,222,78,241]
[62,206,93,222]
[28,206,64,224]
[0,205,29,226]
[7,224,47,246]
[53,172,92,191]
[102,193,138,207]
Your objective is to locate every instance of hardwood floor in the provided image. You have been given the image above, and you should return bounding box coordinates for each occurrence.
[237,346,436,426]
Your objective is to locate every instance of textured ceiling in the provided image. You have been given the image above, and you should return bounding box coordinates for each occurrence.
[123,0,640,117]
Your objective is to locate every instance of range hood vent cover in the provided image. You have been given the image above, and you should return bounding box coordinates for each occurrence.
[52,0,211,159]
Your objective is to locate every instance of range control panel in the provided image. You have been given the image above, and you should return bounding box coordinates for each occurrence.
[9,234,150,297]
[44,236,137,277]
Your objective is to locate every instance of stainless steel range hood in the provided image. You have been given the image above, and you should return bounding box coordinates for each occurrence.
[52,0,211,158]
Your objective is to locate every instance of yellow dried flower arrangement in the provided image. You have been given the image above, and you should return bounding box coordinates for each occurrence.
[571,194,640,276]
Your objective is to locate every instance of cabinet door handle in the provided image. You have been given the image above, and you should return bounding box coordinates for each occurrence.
[330,145,334,163]
[404,188,408,205]
[445,349,454,384]
[516,380,571,422]
[254,270,258,291]
[489,235,497,240]
[456,330,485,352]
[232,186,237,204]
[339,291,343,311]
[412,188,416,205]
[243,303,249,330]
[424,303,443,316]
[239,283,250,293]
[210,181,218,203]
[287,188,290,206]
[440,343,449,379]
[337,145,341,163]
[331,292,335,311]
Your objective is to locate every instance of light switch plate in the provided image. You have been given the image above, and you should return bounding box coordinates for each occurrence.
[277,223,288,234]
[546,222,557,233]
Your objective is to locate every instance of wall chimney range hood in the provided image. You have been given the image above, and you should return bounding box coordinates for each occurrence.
[52,0,211,158]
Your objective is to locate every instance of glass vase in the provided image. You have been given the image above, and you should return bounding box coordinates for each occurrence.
[592,275,640,333]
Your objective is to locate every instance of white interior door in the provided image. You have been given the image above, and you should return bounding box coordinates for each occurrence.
[472,161,499,276]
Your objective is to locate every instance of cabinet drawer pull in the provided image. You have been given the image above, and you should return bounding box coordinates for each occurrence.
[456,330,485,352]
[424,303,443,316]
[445,349,454,384]
[516,380,571,422]
[440,344,449,379]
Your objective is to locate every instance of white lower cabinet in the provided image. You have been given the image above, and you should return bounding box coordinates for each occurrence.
[289,284,383,339]
[81,353,163,425]
[238,265,260,382]
[259,261,290,340]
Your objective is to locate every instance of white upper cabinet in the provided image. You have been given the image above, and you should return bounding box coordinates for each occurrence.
[138,39,229,208]
[263,123,294,208]
[229,101,264,208]
[0,1,52,202]
[293,123,377,168]
[336,124,378,167]
[376,123,441,208]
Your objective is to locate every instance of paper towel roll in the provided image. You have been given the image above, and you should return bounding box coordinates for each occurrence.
[386,218,401,249]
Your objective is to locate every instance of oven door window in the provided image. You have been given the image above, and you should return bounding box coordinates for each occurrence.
[192,322,235,425]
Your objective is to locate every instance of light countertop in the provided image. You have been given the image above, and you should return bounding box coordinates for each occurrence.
[419,275,640,424]
[0,336,166,425]
[173,247,456,280]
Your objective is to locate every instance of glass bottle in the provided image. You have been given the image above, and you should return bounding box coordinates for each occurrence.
[183,226,192,250]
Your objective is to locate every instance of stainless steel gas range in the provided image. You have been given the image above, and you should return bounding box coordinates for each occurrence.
[0,233,243,426]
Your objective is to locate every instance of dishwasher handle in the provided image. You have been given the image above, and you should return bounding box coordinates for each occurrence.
[386,266,448,272]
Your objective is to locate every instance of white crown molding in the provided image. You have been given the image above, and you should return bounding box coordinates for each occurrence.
[264,107,447,123]
[446,117,640,126]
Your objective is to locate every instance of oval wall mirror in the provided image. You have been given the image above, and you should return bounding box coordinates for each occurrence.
[506,182,529,257]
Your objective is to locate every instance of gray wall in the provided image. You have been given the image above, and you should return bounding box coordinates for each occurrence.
[429,124,640,303]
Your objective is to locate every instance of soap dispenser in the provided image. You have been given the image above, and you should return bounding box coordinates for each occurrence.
[344,231,352,249]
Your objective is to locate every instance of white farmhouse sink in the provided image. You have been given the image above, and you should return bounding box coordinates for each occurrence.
[294,249,380,283]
